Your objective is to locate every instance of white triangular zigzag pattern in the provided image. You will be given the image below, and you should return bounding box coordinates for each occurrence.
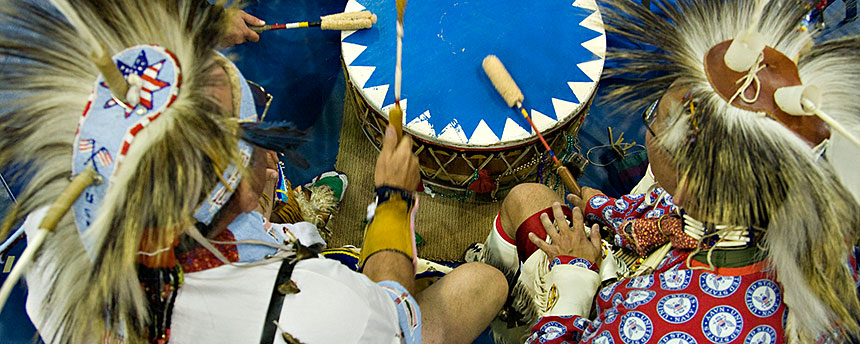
[438,120,469,144]
[572,0,598,10]
[579,8,605,34]
[577,59,604,82]
[349,65,376,89]
[581,36,606,58]
[550,98,578,123]
[381,98,407,116]
[342,42,367,65]
[569,81,596,104]
[469,119,500,145]
[531,109,557,133]
[501,117,531,142]
[362,84,389,110]
[345,1,367,13]
[343,0,606,144]
[407,110,436,137]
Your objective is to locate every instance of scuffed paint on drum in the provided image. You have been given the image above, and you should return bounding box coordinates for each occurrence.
[439,120,469,144]
[406,110,435,138]
[341,0,605,148]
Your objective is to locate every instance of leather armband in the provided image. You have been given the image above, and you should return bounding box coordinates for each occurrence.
[542,264,600,317]
[359,193,413,267]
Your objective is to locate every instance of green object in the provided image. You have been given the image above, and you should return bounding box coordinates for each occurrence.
[691,245,765,268]
[310,175,345,201]
[415,232,424,246]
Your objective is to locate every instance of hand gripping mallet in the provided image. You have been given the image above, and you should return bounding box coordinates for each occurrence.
[249,11,378,33]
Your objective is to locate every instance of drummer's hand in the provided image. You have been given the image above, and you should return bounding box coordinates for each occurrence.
[374,124,420,192]
[568,186,603,210]
[265,150,280,181]
[528,202,602,266]
[222,10,264,47]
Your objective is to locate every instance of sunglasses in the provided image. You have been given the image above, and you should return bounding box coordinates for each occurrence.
[642,98,660,137]
[247,80,273,121]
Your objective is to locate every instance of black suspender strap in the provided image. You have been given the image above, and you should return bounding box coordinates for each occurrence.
[259,258,298,344]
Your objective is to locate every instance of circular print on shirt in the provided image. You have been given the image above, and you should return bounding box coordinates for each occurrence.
[699,273,741,298]
[592,330,615,344]
[657,331,698,344]
[600,281,620,302]
[701,306,744,343]
[744,325,777,344]
[591,195,610,208]
[660,269,693,291]
[622,290,656,309]
[538,321,566,342]
[656,294,699,324]
[604,307,621,324]
[745,280,781,318]
[618,311,653,344]
[626,275,655,289]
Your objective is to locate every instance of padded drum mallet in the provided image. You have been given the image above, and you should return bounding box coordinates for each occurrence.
[482,55,582,196]
[249,11,378,33]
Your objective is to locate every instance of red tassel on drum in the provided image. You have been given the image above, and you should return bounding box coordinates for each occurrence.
[468,169,496,194]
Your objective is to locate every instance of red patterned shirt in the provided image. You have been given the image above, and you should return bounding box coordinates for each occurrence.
[528,251,787,344]
[584,188,678,249]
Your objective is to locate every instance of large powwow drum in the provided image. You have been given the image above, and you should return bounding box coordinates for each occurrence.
[341,0,605,194]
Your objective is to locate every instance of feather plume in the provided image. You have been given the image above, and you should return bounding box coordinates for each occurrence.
[599,0,860,340]
[0,0,244,342]
[240,120,309,169]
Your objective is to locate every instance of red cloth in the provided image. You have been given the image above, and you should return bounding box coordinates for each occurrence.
[619,216,702,256]
[584,189,678,250]
[528,251,787,344]
[468,169,496,194]
[176,230,240,273]
[515,206,574,263]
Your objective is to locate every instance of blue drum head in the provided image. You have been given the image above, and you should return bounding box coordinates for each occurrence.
[342,0,605,148]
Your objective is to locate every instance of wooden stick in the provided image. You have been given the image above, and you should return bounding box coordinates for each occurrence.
[90,47,128,104]
[250,11,377,33]
[0,168,100,313]
[483,56,582,196]
[390,0,407,140]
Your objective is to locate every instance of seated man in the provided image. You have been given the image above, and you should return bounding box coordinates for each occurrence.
[482,0,860,342]
[0,0,506,342]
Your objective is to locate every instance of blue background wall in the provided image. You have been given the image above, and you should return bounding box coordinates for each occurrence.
[1,0,858,342]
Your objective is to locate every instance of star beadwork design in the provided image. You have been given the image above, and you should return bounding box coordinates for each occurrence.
[103,50,170,118]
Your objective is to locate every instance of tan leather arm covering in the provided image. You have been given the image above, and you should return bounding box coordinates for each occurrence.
[359,195,413,266]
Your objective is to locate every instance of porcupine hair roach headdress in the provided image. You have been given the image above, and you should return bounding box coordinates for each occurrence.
[599,0,860,341]
[0,0,304,342]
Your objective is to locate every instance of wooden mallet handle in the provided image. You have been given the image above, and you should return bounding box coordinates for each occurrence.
[557,166,582,197]
[389,105,403,139]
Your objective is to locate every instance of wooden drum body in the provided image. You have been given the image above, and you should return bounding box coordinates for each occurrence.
[341,0,606,195]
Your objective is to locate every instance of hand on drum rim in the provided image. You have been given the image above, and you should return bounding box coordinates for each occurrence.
[528,202,602,266]
[374,124,420,192]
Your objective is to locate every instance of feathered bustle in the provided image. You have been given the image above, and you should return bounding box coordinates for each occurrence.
[0,0,244,342]
[599,0,860,340]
